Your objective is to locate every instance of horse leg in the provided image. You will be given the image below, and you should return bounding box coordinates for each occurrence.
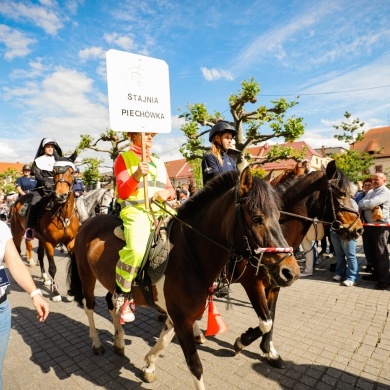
[173,319,205,390]
[37,241,51,286]
[82,297,106,355]
[259,288,285,368]
[193,321,206,344]
[25,239,36,267]
[44,244,61,302]
[143,319,176,384]
[106,293,125,356]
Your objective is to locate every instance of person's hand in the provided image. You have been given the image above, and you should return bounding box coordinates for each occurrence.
[152,190,170,203]
[32,295,49,322]
[133,162,149,182]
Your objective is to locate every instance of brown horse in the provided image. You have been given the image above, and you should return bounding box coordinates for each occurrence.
[67,167,300,389]
[226,160,363,367]
[10,158,79,301]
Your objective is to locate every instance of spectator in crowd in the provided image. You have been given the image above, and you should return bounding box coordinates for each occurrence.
[354,178,373,272]
[354,178,373,203]
[331,199,360,287]
[358,173,390,290]
[72,167,86,198]
[318,228,334,257]
[302,159,315,173]
[16,164,37,197]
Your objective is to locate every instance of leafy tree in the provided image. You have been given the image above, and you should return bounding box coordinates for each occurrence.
[77,129,130,169]
[0,168,19,196]
[79,157,104,187]
[333,111,365,149]
[331,111,374,182]
[179,77,306,184]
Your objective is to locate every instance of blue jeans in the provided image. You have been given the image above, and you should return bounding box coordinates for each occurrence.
[330,230,359,283]
[0,298,11,389]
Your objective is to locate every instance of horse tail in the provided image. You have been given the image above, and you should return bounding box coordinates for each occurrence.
[67,251,84,306]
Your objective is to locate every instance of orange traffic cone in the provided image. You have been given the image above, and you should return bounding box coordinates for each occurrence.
[205,299,228,336]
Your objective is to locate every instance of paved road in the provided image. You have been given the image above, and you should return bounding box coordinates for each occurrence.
[3,239,390,389]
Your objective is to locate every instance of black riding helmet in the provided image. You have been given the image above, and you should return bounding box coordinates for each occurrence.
[208,121,237,142]
[22,164,32,171]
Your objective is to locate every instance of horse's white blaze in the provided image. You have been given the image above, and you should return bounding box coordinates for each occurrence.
[267,341,280,360]
[259,318,273,333]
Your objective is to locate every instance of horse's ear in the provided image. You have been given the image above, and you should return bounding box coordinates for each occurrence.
[69,150,78,163]
[325,160,337,178]
[263,169,274,183]
[239,166,253,197]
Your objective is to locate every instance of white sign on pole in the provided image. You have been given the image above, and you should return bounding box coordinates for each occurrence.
[106,49,171,133]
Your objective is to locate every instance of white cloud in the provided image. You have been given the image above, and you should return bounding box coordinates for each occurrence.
[0,1,63,35]
[0,24,36,59]
[104,32,138,52]
[200,66,233,81]
[78,46,106,61]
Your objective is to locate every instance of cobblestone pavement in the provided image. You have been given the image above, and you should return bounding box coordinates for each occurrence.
[3,238,390,389]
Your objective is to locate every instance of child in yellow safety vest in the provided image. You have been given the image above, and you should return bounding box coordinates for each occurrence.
[113,132,176,323]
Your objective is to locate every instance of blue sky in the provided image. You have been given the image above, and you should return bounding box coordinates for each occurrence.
[1,0,390,168]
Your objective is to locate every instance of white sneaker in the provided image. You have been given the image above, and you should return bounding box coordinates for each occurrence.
[114,293,135,323]
[343,280,357,287]
[300,270,313,277]
[333,275,342,282]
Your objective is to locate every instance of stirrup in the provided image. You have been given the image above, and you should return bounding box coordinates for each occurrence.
[23,228,34,241]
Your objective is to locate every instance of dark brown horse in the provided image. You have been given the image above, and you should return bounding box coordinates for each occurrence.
[225,160,363,367]
[10,159,79,301]
[67,167,300,389]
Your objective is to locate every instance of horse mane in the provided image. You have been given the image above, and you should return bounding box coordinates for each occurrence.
[276,167,353,208]
[177,170,281,220]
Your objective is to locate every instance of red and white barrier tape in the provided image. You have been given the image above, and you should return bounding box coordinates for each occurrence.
[254,247,293,254]
[363,223,390,227]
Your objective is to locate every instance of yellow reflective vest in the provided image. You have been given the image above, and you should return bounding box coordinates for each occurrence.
[117,151,168,211]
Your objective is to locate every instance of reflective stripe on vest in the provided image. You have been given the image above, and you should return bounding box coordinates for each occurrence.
[117,151,167,209]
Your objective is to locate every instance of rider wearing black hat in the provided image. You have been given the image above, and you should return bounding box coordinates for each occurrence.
[201,121,238,185]
[23,138,77,240]
[16,164,37,197]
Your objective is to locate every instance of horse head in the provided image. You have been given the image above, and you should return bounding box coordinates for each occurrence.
[235,167,300,287]
[53,158,75,204]
[324,160,363,240]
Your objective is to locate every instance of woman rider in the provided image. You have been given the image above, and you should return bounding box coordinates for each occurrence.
[114,132,176,323]
[23,138,63,241]
[201,121,238,297]
[201,121,238,185]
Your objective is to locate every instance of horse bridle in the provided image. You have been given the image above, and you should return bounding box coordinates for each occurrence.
[279,176,360,234]
[230,185,293,287]
[151,180,293,290]
[53,166,74,199]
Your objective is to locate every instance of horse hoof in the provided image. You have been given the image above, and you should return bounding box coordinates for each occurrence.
[28,259,36,267]
[93,345,105,355]
[66,294,75,302]
[143,370,156,383]
[194,334,207,344]
[268,356,285,369]
[113,345,125,356]
[52,295,62,302]
[44,280,52,286]
[234,338,243,354]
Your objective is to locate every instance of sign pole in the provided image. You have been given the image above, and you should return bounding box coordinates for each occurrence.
[141,132,149,209]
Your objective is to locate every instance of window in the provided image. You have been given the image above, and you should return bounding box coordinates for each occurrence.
[375,165,383,173]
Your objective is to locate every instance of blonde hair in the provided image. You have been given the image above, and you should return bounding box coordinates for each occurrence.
[210,134,223,166]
